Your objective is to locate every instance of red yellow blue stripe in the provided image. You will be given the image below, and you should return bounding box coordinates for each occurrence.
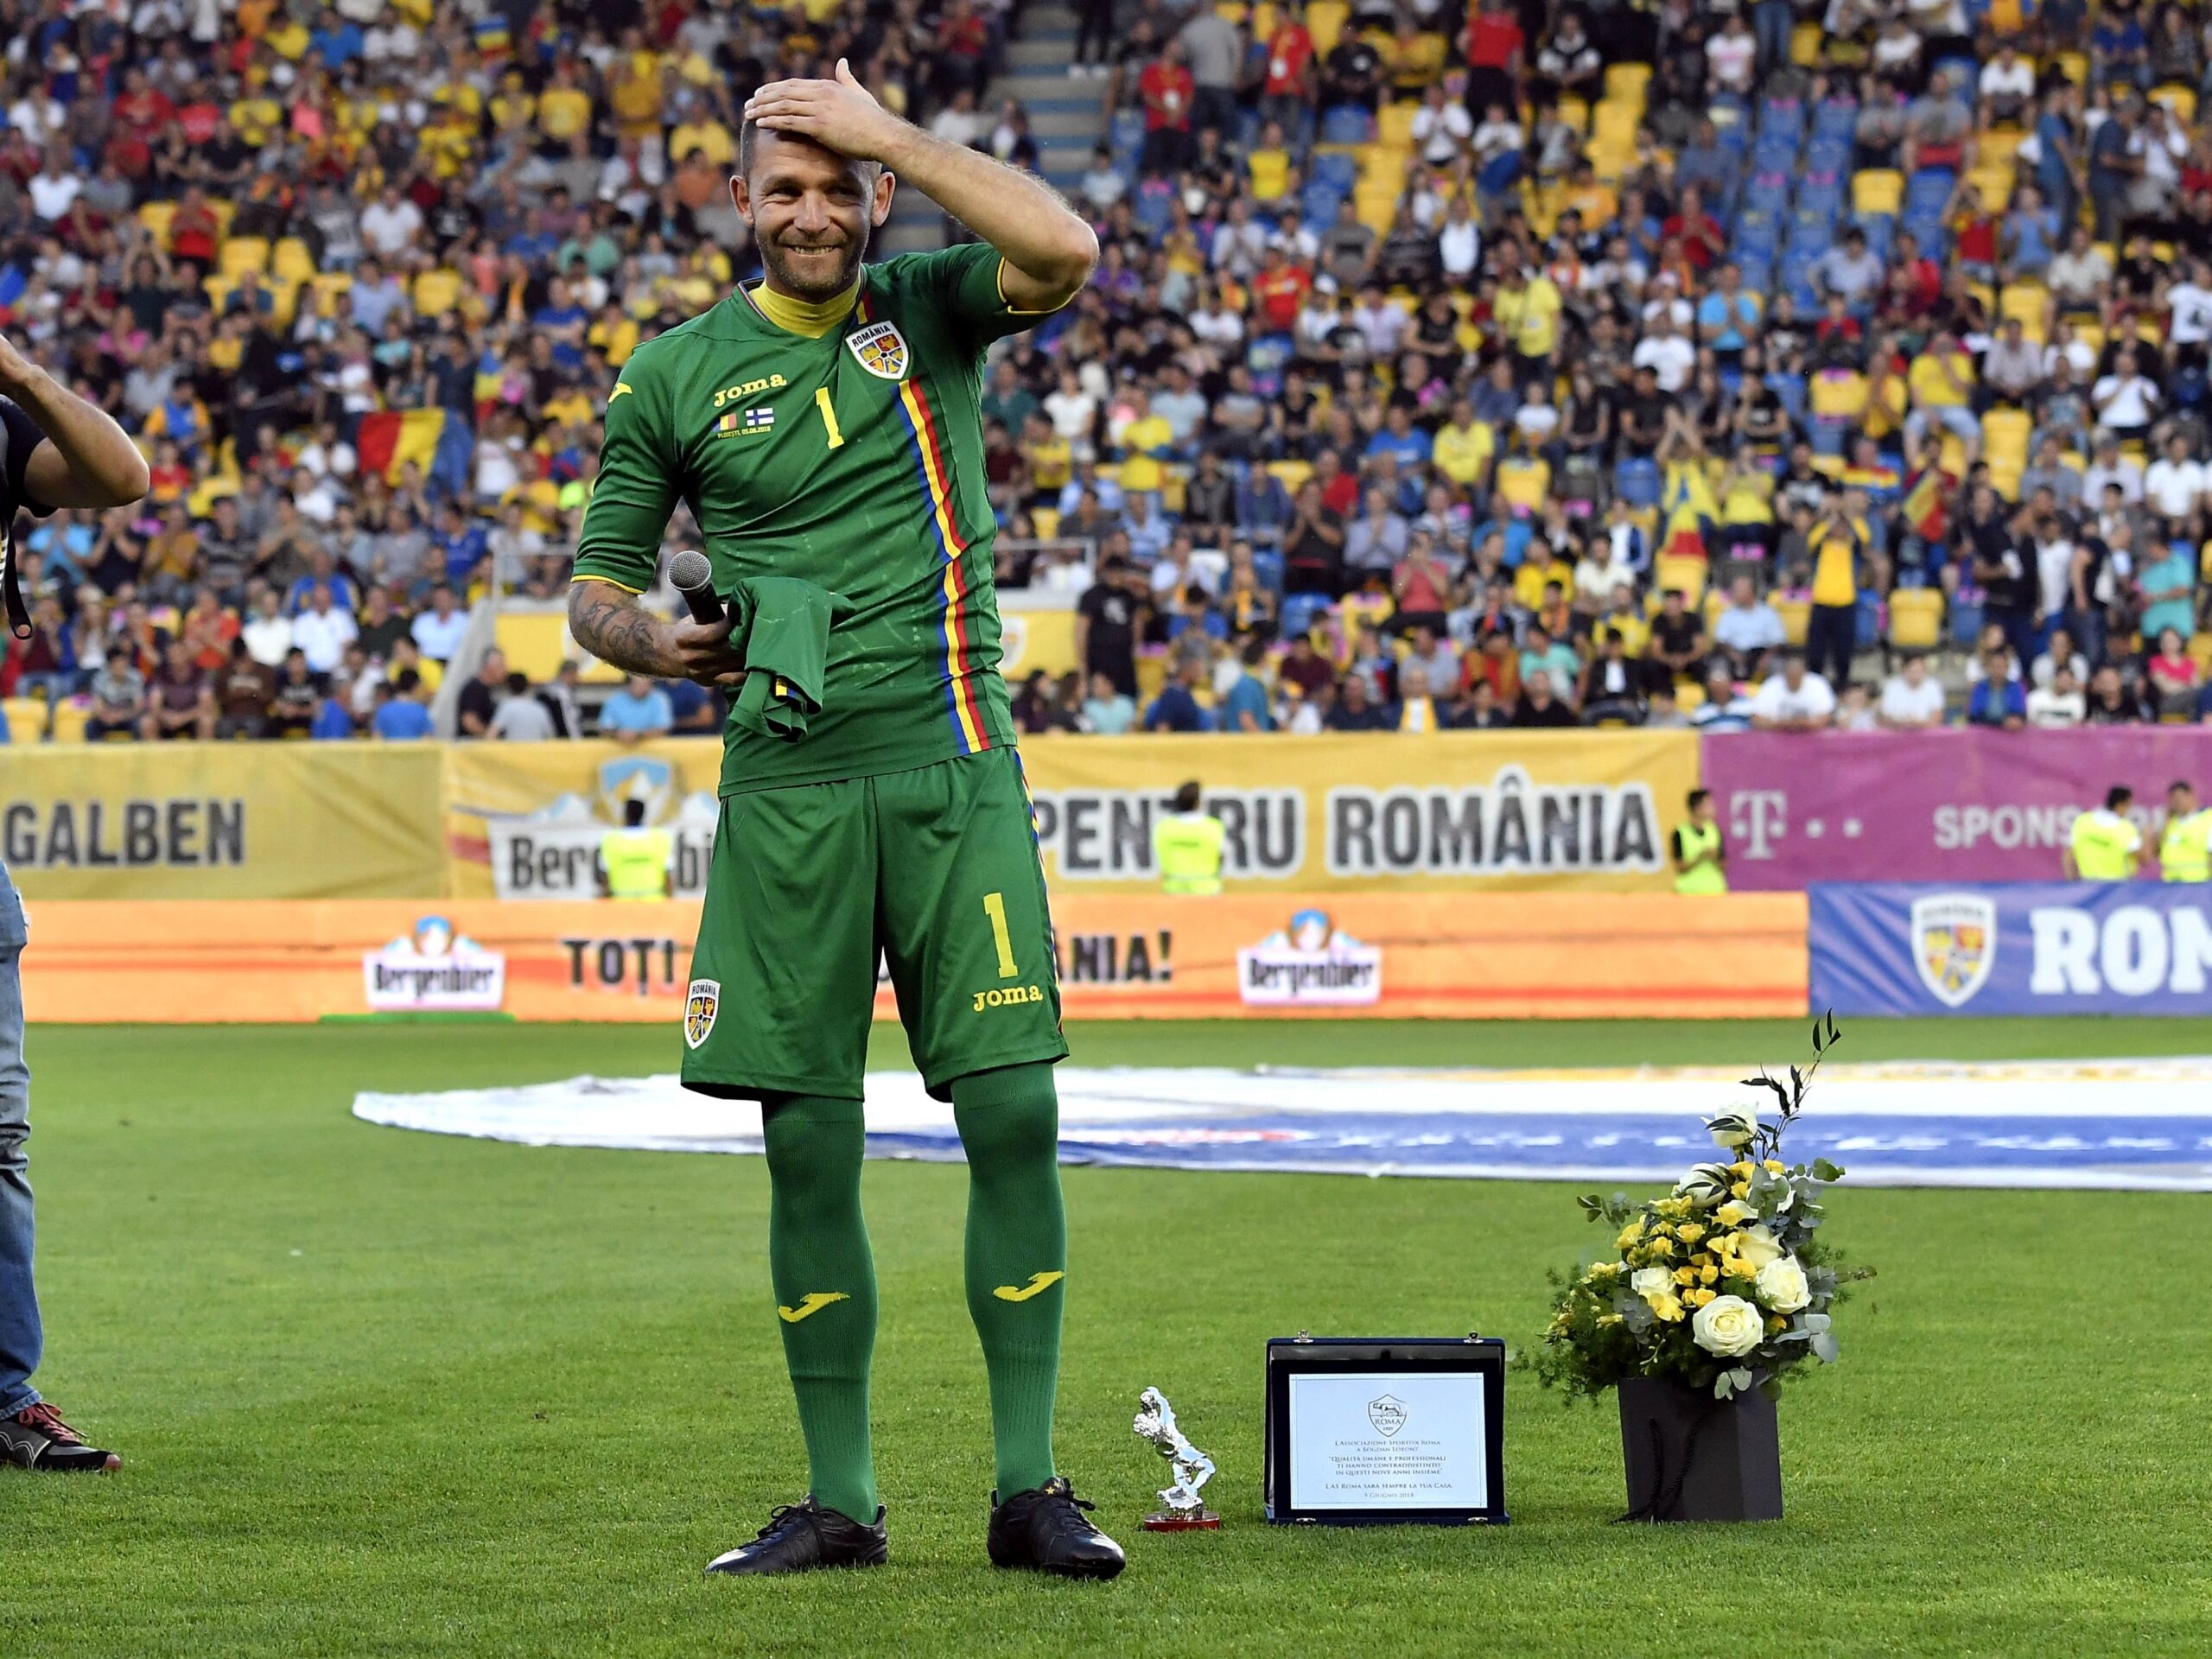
[861,291,990,755]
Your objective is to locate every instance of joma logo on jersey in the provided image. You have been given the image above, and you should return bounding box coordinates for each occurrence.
[710,373,788,407]
[973,983,1045,1013]
[847,321,909,380]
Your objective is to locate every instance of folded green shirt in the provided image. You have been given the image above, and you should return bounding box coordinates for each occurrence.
[725,577,845,743]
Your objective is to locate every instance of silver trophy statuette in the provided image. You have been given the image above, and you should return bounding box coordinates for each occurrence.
[1132,1386,1221,1531]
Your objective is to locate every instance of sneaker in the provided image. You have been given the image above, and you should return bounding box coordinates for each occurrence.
[0,1402,121,1473]
[987,1477,1126,1580]
[703,1496,888,1577]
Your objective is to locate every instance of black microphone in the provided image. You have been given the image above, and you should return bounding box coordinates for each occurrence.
[668,548,726,626]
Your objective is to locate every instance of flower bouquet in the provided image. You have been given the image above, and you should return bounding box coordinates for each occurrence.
[1534,1015,1872,1521]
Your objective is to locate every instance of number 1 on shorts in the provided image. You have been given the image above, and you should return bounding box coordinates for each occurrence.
[982,891,1017,979]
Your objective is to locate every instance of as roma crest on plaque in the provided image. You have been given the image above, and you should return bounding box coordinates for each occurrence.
[846,321,910,380]
[1366,1394,1408,1438]
[1909,893,1996,1008]
[684,978,720,1049]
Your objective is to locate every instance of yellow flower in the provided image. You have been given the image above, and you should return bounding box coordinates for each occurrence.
[1699,1263,1718,1285]
[1732,1161,1754,1179]
[1767,1314,1786,1333]
[1731,1181,1751,1200]
[1715,1199,1755,1226]
[1764,1160,1785,1175]
[1689,1287,1717,1306]
[1675,1223,1705,1244]
[1599,1313,1624,1325]
[1592,1261,1623,1278]
[1617,1221,1643,1250]
[1645,1291,1686,1322]
[1649,1237,1675,1260]
[1673,1266,1697,1287]
[1656,1197,1691,1219]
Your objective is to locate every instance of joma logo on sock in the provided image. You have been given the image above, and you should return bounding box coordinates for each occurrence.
[972,984,1045,1012]
[992,1271,1064,1302]
[777,1292,849,1323]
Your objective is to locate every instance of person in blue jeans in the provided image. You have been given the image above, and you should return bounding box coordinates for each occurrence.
[0,328,149,1473]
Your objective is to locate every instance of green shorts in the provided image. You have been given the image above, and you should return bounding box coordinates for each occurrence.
[682,747,1067,1102]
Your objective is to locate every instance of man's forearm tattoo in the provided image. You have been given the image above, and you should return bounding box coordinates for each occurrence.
[568,580,681,679]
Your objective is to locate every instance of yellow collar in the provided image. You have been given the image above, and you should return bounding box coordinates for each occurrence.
[742,276,861,340]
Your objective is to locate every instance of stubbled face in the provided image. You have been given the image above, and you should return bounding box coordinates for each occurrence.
[732,130,893,301]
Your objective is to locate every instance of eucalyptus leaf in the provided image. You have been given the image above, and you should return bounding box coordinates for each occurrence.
[1810,1332,1840,1363]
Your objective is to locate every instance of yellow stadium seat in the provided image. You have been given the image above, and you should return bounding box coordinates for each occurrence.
[413,268,462,316]
[201,276,236,310]
[267,277,301,327]
[1603,62,1650,105]
[1306,0,1348,54]
[1984,408,2031,459]
[1675,679,1707,713]
[1853,170,1904,217]
[2055,51,2087,85]
[1031,506,1061,539]
[1556,94,1589,134]
[208,198,236,237]
[2190,632,2212,673]
[1790,22,1821,66]
[137,200,176,249]
[1136,653,1168,706]
[1656,555,1707,602]
[219,236,270,276]
[1999,281,2047,325]
[3,697,44,741]
[1376,102,1418,146]
[2155,84,2197,124]
[1268,460,1313,493]
[272,237,317,283]
[48,702,87,743]
[1593,100,1639,143]
[1776,598,1811,646]
[1980,130,2022,164]
[2073,320,2105,353]
[1889,588,1943,650]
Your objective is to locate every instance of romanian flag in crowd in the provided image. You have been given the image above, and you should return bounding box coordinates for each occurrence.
[473,15,511,57]
[1900,466,1954,543]
[354,409,474,497]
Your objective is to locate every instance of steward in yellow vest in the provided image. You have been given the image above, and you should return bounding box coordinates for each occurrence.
[2067,788,2143,880]
[2160,782,2210,883]
[601,803,672,900]
[1154,780,1225,896]
[1670,788,1727,894]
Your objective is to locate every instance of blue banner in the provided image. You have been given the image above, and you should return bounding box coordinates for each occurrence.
[1810,883,2212,1015]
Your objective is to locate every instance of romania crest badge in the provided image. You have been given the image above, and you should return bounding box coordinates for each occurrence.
[846,320,910,381]
[684,977,720,1049]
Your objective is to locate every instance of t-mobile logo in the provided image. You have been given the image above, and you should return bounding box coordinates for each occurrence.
[1730,791,1789,860]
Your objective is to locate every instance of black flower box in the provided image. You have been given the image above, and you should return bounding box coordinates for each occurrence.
[1618,1376,1783,1522]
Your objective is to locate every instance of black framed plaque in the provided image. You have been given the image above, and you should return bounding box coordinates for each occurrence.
[1264,1336,1508,1526]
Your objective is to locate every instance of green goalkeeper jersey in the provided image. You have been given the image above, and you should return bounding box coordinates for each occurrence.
[575,242,1052,796]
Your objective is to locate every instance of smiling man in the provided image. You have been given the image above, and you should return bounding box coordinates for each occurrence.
[564,62,1116,1580]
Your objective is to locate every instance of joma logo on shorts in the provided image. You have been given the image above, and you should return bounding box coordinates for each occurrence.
[973,984,1045,1012]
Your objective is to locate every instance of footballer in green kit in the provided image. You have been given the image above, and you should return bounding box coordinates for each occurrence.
[568,60,1122,1580]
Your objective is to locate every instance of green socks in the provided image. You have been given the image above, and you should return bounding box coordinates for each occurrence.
[759,1065,1065,1515]
[952,1062,1067,1499]
[761,1094,879,1522]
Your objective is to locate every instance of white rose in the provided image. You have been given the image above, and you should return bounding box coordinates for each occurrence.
[1675,1162,1733,1207]
[1733,1224,1783,1273]
[1630,1267,1672,1297]
[1691,1294,1763,1358]
[1705,1109,1758,1149]
[1756,1256,1811,1313]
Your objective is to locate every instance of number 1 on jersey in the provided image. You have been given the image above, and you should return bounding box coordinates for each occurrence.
[815,386,845,449]
[982,891,1017,978]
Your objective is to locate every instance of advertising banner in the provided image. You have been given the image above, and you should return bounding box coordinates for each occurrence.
[442,733,1699,899]
[0,744,445,900]
[1809,881,2212,1015]
[19,892,1805,1024]
[1704,729,2212,891]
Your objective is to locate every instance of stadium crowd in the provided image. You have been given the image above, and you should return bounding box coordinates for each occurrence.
[5,0,2212,741]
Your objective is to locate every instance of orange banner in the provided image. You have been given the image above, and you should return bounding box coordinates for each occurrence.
[18,893,1805,1026]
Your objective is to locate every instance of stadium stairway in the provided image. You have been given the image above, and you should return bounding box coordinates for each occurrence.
[1001,4,1109,200]
[875,7,1101,252]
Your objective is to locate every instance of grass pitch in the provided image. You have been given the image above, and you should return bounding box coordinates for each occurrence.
[6,1019,2211,1657]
